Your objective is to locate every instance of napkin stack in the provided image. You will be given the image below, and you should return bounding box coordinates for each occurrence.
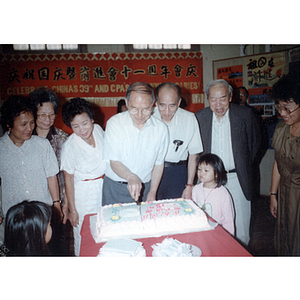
[98,238,146,257]
[152,238,194,257]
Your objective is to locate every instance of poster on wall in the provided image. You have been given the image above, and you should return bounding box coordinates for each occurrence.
[0,51,204,131]
[217,65,243,88]
[246,52,286,116]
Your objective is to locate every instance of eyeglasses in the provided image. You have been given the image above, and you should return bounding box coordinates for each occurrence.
[37,113,56,120]
[274,104,300,115]
[128,107,153,115]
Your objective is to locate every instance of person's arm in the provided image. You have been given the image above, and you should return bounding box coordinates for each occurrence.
[182,153,197,199]
[61,193,69,225]
[63,171,79,227]
[110,160,142,202]
[146,164,164,201]
[47,175,63,221]
[220,190,235,236]
[270,159,280,218]
[0,177,2,225]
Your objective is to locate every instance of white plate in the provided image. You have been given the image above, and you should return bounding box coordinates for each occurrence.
[191,245,202,257]
[152,244,202,257]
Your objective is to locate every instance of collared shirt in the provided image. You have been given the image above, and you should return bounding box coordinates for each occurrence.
[103,111,169,182]
[153,107,203,162]
[0,133,59,216]
[61,124,106,183]
[211,109,235,171]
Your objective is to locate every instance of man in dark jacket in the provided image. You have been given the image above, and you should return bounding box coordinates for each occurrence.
[195,79,261,246]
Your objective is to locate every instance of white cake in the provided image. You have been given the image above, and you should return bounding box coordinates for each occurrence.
[94,199,212,242]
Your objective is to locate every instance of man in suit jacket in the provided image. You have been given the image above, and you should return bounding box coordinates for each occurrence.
[195,79,261,246]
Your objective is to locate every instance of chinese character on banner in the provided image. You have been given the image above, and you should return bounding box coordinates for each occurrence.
[246,53,285,90]
[246,52,286,114]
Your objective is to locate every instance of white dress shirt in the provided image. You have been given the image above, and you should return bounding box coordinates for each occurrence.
[153,107,203,162]
[103,111,169,183]
[211,110,235,171]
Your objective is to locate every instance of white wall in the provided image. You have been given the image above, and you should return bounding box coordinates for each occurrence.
[200,44,241,104]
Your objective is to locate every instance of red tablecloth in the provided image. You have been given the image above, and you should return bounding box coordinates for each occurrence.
[80,213,251,257]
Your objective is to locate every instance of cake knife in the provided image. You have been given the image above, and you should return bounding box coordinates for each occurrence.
[137,200,143,222]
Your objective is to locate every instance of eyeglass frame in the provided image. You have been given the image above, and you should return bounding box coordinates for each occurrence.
[274,104,300,115]
[127,106,153,115]
[37,113,56,120]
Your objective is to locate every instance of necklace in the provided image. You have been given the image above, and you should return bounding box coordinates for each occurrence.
[289,125,299,143]
[202,183,217,213]
[85,136,95,147]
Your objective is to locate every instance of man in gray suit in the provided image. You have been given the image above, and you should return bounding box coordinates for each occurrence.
[195,79,261,246]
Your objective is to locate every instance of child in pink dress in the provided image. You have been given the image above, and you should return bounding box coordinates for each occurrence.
[192,153,235,236]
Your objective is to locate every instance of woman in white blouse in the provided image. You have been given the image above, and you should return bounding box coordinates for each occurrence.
[61,98,106,256]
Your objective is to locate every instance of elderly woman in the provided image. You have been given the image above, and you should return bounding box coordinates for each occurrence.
[29,87,69,255]
[29,87,69,219]
[61,97,106,256]
[270,72,300,255]
[0,95,62,225]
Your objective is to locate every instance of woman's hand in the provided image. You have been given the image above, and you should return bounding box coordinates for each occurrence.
[270,195,277,218]
[69,210,79,227]
[62,202,69,224]
[52,202,63,226]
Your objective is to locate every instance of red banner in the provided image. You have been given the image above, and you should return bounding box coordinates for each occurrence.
[0,51,204,131]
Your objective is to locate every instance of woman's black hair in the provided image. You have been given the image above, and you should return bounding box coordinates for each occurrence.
[271,71,300,105]
[29,87,60,114]
[117,99,126,113]
[4,200,52,256]
[62,97,95,128]
[0,95,36,132]
[196,153,227,188]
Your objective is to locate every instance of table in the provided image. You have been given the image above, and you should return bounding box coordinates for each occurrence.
[80,213,251,257]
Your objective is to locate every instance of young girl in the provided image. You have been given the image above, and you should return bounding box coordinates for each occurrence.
[192,153,235,236]
[4,200,52,256]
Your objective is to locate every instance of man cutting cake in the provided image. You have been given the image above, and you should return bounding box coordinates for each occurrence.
[102,82,169,205]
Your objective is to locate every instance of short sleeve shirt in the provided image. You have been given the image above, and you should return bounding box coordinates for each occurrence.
[60,124,106,183]
[103,111,169,182]
[153,107,203,162]
[0,133,59,216]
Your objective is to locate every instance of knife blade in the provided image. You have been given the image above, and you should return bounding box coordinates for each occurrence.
[137,200,143,222]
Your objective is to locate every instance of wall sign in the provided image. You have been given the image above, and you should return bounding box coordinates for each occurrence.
[217,65,243,87]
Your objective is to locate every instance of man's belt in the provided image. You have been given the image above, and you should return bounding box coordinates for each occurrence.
[164,160,187,168]
[227,169,236,173]
[83,174,105,181]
